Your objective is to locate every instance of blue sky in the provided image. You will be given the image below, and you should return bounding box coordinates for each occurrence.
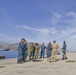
[0,0,76,51]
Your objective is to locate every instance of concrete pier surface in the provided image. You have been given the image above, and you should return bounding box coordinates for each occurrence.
[0,53,76,75]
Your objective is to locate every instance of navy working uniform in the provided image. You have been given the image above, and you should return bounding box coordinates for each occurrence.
[18,41,26,63]
[40,45,46,58]
[62,43,67,59]
[46,45,52,58]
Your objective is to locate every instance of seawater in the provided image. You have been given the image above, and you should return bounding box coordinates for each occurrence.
[0,50,43,59]
[0,50,18,59]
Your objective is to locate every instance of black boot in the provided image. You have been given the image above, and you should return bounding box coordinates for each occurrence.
[17,60,20,63]
[65,57,68,59]
[61,58,64,60]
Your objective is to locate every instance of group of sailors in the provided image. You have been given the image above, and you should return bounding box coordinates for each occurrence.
[17,38,67,64]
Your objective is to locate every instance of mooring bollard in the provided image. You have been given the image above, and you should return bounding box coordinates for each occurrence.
[0,56,5,59]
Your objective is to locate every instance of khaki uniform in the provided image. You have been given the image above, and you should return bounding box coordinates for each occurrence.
[29,45,34,59]
[52,43,59,61]
[25,45,28,60]
[35,45,40,59]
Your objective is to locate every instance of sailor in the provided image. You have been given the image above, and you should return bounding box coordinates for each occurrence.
[24,44,28,61]
[40,43,46,58]
[32,44,35,59]
[17,38,26,63]
[35,43,40,59]
[51,41,59,62]
[61,41,67,60]
[46,42,52,58]
[29,43,35,60]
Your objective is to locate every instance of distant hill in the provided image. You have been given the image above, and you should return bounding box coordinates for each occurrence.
[0,40,10,46]
[4,43,19,50]
[0,41,76,53]
[0,42,40,50]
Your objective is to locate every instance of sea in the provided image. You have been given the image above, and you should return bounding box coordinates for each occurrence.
[0,50,75,59]
[0,50,18,59]
[0,50,41,59]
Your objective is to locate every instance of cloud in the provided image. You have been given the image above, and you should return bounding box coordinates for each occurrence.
[16,25,38,31]
[0,34,3,36]
[0,34,20,43]
[16,18,76,45]
[50,12,63,26]
[54,12,76,51]
[62,12,76,27]
[0,33,36,43]
[16,25,58,43]
[1,5,76,51]
[16,25,57,35]
[66,12,76,16]
[16,11,76,45]
[0,7,25,36]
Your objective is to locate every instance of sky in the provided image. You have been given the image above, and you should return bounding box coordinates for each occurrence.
[0,0,76,51]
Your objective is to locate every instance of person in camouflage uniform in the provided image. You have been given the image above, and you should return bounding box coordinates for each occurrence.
[35,43,40,59]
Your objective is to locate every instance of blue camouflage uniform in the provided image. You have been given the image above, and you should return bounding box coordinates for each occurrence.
[18,41,26,62]
[47,45,52,58]
[40,45,46,58]
[62,44,67,59]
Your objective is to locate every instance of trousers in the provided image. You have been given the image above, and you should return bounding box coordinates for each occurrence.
[41,49,45,58]
[52,49,57,61]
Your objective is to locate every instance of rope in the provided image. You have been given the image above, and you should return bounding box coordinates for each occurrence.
[57,49,76,60]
